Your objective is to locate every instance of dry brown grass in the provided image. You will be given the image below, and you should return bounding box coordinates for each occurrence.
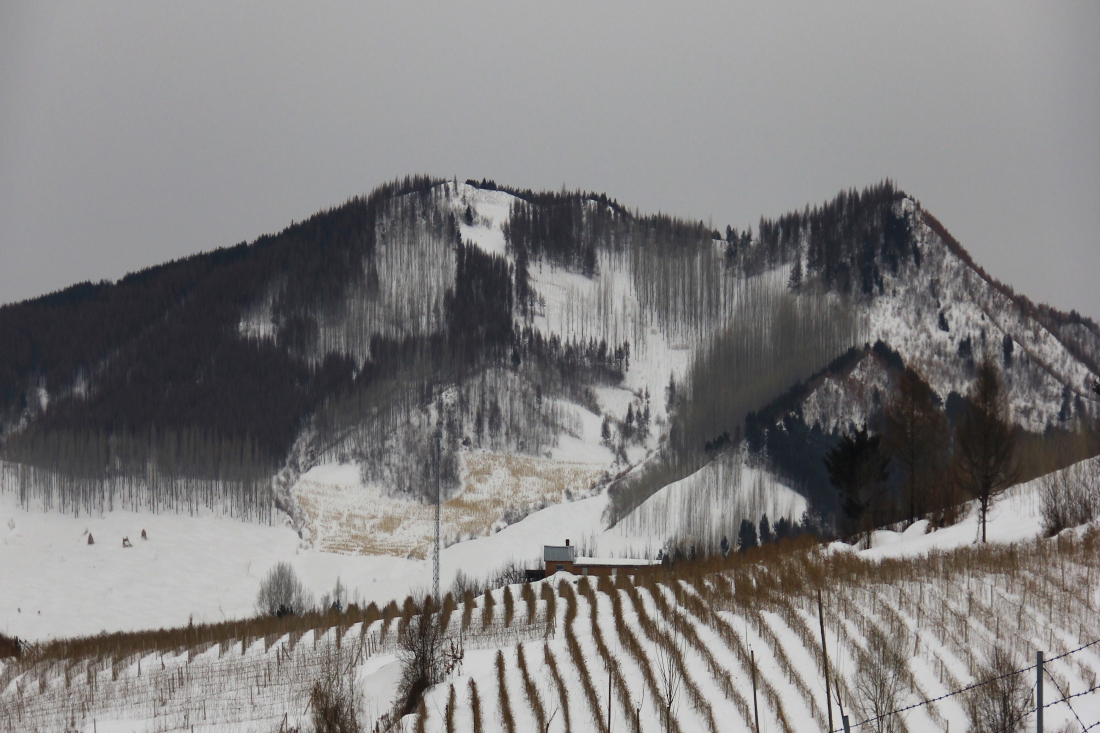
[620,577,717,733]
[16,604,383,670]
[439,593,457,634]
[414,694,428,733]
[690,575,821,729]
[9,518,1098,733]
[582,577,635,729]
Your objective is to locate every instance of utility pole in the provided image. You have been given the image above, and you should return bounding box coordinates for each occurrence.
[751,649,760,733]
[608,668,613,733]
[433,430,442,607]
[1036,650,1044,733]
[837,676,850,733]
[818,590,834,733]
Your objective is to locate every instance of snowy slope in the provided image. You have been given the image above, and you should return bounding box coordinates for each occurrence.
[863,199,1098,432]
[5,459,1098,733]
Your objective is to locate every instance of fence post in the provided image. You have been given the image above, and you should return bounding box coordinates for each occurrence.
[751,649,760,733]
[818,590,834,732]
[1036,650,1043,733]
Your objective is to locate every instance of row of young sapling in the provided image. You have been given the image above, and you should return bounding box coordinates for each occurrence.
[4,525,1098,732]
[0,563,553,732]
[404,528,1100,733]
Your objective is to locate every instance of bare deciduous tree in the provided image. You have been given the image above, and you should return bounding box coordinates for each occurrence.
[1040,459,1099,536]
[653,622,684,733]
[853,625,910,733]
[965,645,1032,733]
[396,601,445,716]
[255,561,310,617]
[310,642,363,733]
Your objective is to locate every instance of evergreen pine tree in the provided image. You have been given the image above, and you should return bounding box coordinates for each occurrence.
[737,518,758,552]
[758,513,773,544]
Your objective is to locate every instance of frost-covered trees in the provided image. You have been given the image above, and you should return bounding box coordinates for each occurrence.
[256,562,311,617]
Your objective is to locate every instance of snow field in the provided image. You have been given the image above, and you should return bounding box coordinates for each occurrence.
[610,452,807,555]
[5,514,1100,732]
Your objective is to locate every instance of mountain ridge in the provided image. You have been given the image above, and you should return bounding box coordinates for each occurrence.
[0,177,1096,548]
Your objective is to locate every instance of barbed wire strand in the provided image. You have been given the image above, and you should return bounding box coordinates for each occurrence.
[1044,669,1089,733]
[830,637,1100,733]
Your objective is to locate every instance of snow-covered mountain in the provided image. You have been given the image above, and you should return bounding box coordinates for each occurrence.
[0,178,1097,557]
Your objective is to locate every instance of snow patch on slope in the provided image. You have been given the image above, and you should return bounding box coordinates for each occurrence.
[611,449,807,554]
[865,201,1098,432]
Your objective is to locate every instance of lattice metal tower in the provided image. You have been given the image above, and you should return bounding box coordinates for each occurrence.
[433,430,442,606]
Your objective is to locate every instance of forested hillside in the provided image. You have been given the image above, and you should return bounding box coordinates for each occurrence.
[0,177,1097,550]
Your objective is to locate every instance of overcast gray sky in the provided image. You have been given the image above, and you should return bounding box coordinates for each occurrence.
[1,2,1097,319]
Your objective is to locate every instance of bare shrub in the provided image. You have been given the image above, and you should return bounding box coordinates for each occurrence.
[396,604,444,716]
[461,590,476,631]
[486,557,532,588]
[309,644,362,733]
[256,562,311,617]
[451,569,481,600]
[445,684,457,733]
[521,582,537,624]
[496,649,517,733]
[965,645,1032,733]
[853,625,910,733]
[540,583,557,636]
[503,586,515,627]
[469,678,484,733]
[1040,461,1098,536]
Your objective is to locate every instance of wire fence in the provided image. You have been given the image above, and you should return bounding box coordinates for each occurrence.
[830,638,1100,733]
